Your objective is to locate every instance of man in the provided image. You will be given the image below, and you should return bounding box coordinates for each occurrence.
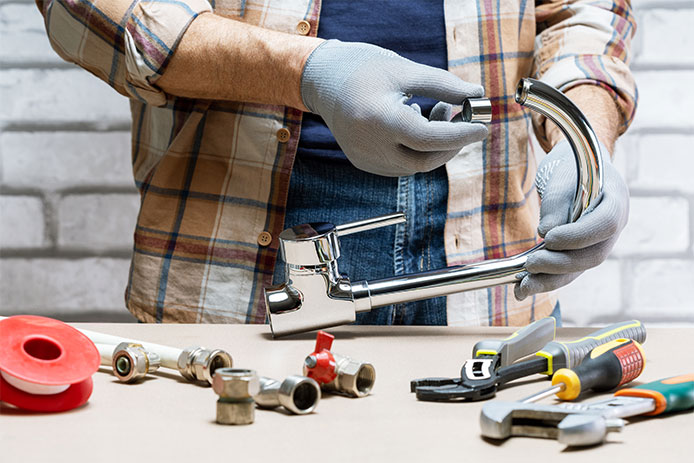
[35,1,636,326]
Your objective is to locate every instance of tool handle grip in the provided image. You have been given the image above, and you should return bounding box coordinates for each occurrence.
[552,339,645,400]
[615,374,694,415]
[473,317,556,367]
[535,320,646,375]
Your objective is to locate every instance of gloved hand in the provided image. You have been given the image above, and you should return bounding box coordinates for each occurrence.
[515,141,629,300]
[300,40,488,177]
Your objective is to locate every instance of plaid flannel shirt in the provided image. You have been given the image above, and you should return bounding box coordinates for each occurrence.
[35,0,637,326]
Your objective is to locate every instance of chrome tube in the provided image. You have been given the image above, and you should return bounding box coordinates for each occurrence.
[352,78,603,312]
[515,79,604,221]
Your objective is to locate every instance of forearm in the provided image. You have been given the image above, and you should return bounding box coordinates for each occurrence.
[544,85,620,156]
[157,13,323,111]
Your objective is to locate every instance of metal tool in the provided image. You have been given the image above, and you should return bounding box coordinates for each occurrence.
[522,338,645,403]
[265,78,604,337]
[480,374,694,446]
[213,368,260,425]
[111,342,162,383]
[255,375,321,415]
[303,331,376,398]
[411,320,646,401]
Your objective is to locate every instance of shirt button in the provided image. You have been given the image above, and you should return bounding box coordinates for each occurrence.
[257,231,273,247]
[296,20,311,35]
[276,128,291,143]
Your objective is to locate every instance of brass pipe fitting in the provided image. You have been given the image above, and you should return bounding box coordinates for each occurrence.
[212,368,259,425]
[255,375,321,415]
[304,353,376,398]
[177,346,233,386]
[111,342,161,383]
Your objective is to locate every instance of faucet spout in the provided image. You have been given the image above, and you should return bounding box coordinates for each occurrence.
[351,243,543,312]
[265,78,603,337]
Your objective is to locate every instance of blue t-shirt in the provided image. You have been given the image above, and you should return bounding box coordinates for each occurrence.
[297,1,448,163]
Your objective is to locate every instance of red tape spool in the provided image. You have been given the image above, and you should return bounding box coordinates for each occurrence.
[0,315,100,412]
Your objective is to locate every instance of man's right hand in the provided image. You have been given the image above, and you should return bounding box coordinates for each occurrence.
[300,40,489,177]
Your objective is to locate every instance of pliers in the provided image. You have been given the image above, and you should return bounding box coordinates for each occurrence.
[410,319,647,402]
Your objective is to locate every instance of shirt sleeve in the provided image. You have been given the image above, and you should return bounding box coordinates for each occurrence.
[532,0,638,149]
[35,0,212,106]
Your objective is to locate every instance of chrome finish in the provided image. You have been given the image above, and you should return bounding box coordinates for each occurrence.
[213,368,259,425]
[481,396,655,446]
[521,384,565,404]
[111,342,161,383]
[266,78,604,337]
[255,375,321,415]
[462,97,493,123]
[307,353,375,398]
[515,79,604,221]
[177,346,233,386]
[335,212,406,236]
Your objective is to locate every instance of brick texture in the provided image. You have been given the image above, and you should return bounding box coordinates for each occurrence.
[1,132,135,190]
[58,194,140,250]
[0,195,46,248]
[1,3,693,325]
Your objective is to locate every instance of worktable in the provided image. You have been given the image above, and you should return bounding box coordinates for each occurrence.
[1,324,691,462]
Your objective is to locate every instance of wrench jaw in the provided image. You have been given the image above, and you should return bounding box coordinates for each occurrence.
[410,357,502,401]
[558,415,624,447]
[480,402,574,441]
[480,402,626,447]
[479,401,516,439]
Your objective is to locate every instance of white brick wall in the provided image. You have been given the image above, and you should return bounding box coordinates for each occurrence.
[560,3,694,326]
[0,2,692,325]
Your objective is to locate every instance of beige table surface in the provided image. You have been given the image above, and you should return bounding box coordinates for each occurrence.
[1,324,692,462]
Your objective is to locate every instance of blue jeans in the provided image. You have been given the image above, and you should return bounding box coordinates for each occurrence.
[273,155,449,325]
[273,155,563,326]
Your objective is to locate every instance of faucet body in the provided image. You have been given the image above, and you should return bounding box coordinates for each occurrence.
[265,78,604,337]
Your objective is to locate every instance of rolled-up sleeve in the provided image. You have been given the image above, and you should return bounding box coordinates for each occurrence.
[532,0,638,146]
[35,0,212,106]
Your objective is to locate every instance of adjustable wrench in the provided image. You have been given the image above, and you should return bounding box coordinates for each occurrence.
[480,374,694,446]
[412,320,646,401]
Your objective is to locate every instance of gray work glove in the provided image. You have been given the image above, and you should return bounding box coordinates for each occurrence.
[515,141,629,300]
[300,40,488,177]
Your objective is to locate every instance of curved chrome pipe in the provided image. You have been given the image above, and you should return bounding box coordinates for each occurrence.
[515,79,603,221]
[352,78,604,312]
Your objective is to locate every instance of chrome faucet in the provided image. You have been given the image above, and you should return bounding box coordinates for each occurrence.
[265,78,604,337]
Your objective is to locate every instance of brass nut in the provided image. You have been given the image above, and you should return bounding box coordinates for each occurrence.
[112,342,161,383]
[331,354,376,398]
[213,368,260,425]
[217,400,255,425]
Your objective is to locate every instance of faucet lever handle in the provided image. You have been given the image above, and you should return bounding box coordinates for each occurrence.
[335,212,406,237]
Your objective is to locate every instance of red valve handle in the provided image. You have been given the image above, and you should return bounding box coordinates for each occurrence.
[304,331,337,384]
[314,331,334,352]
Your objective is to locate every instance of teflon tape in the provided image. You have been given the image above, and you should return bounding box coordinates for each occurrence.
[0,315,100,412]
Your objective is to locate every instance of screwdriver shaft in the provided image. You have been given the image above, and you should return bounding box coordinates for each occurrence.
[521,384,564,403]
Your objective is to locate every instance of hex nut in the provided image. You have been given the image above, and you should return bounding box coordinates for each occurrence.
[332,355,376,398]
[112,342,160,383]
[177,347,233,385]
[213,368,260,425]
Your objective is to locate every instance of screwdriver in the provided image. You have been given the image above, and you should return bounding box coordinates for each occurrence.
[522,338,645,403]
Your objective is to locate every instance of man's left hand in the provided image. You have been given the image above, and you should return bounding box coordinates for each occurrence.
[515,140,629,300]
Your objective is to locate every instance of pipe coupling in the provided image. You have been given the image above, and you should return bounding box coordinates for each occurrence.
[112,342,161,383]
[255,375,321,415]
[461,97,492,123]
[306,353,376,398]
[212,368,259,425]
[177,346,233,385]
